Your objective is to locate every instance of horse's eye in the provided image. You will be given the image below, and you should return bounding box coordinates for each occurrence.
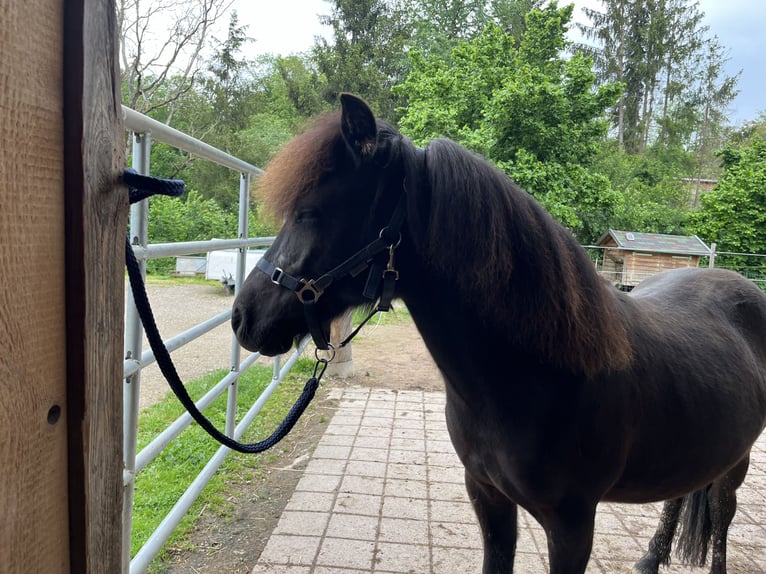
[294,210,319,225]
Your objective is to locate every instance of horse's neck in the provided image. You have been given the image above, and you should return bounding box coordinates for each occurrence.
[398,226,631,379]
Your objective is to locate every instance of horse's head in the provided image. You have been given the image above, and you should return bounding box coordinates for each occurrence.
[232,94,413,355]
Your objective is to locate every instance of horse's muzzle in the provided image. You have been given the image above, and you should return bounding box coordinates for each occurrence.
[231,300,298,356]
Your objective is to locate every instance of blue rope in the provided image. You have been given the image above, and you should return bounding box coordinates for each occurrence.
[124,168,184,203]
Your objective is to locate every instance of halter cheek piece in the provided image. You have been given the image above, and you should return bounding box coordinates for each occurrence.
[255,192,408,352]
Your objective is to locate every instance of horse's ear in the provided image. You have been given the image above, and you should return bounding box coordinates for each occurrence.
[340,93,378,159]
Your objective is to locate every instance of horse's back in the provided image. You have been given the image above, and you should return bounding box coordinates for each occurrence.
[629,267,766,351]
[626,266,766,400]
[631,266,763,302]
[607,267,766,501]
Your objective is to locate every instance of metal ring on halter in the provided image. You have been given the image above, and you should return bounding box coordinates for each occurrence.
[379,227,402,249]
[315,343,336,363]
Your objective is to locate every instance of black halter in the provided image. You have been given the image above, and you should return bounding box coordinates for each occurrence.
[255,191,408,351]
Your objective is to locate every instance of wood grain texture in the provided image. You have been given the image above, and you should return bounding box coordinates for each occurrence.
[0,0,125,572]
[64,0,126,572]
[0,0,70,572]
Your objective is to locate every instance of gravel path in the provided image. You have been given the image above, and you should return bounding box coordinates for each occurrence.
[128,281,253,410]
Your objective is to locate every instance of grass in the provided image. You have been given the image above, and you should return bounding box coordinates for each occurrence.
[128,278,412,569]
[131,356,316,571]
[351,299,413,327]
[143,274,223,288]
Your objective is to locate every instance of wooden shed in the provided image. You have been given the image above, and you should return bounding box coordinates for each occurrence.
[596,229,711,290]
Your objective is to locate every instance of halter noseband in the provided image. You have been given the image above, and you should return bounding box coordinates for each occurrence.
[255,191,408,351]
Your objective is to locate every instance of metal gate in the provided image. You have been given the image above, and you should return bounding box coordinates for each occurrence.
[121,107,309,573]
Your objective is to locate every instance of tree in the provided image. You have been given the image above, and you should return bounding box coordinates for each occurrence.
[687,35,740,179]
[576,0,736,159]
[727,113,766,148]
[118,0,233,115]
[396,3,622,241]
[594,141,692,234]
[205,11,252,133]
[402,0,487,59]
[259,55,328,121]
[312,0,410,118]
[693,139,766,255]
[488,0,546,44]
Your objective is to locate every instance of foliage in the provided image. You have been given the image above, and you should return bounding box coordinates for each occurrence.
[117,0,756,255]
[145,191,276,274]
[593,141,693,234]
[312,0,410,118]
[255,55,329,121]
[726,113,766,148]
[401,0,488,60]
[576,0,739,165]
[149,191,237,241]
[693,138,766,255]
[396,3,622,242]
[401,0,547,62]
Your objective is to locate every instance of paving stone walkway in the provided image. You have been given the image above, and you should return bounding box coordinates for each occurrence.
[251,387,766,574]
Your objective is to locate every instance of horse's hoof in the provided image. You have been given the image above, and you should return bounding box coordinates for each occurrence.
[633,555,659,574]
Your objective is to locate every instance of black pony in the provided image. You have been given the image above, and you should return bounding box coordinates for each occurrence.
[232,94,766,574]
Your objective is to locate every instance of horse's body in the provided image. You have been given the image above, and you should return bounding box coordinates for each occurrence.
[232,94,766,573]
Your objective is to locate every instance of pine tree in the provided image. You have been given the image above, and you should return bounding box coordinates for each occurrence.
[577,0,738,158]
[312,0,409,117]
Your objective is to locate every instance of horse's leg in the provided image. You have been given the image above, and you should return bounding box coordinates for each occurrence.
[707,453,750,574]
[544,499,598,574]
[464,471,518,573]
[634,498,684,574]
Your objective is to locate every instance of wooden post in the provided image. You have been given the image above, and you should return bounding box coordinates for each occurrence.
[326,310,355,378]
[709,242,717,268]
[2,0,71,570]
[63,0,126,572]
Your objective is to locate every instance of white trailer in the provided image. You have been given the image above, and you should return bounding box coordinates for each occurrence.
[205,249,266,292]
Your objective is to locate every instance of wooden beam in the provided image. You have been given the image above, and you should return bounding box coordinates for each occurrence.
[0,0,70,570]
[64,0,126,571]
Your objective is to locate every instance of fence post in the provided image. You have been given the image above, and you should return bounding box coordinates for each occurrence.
[709,242,717,268]
[226,172,251,437]
[122,131,151,571]
[327,310,355,378]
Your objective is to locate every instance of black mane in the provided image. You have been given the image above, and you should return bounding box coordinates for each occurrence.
[404,137,631,376]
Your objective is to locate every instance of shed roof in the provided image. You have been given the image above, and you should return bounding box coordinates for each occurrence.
[596,229,711,256]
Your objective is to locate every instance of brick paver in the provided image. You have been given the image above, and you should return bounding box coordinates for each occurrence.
[252,387,766,573]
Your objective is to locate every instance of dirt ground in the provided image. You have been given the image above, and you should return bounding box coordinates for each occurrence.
[134,282,443,573]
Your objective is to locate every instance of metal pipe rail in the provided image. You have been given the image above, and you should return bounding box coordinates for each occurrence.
[130,353,261,478]
[121,106,302,574]
[129,337,310,574]
[122,106,262,176]
[122,310,232,380]
[130,236,275,260]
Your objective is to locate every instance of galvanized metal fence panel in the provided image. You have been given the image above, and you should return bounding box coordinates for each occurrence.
[121,106,306,573]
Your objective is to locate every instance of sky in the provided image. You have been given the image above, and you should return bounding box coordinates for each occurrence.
[229,0,764,126]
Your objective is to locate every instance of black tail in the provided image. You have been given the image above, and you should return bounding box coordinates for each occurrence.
[675,486,712,567]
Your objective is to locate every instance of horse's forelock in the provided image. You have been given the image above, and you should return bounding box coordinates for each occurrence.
[257,114,406,220]
[257,112,343,219]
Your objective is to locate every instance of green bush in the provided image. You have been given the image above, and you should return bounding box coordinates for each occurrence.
[145,191,276,274]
